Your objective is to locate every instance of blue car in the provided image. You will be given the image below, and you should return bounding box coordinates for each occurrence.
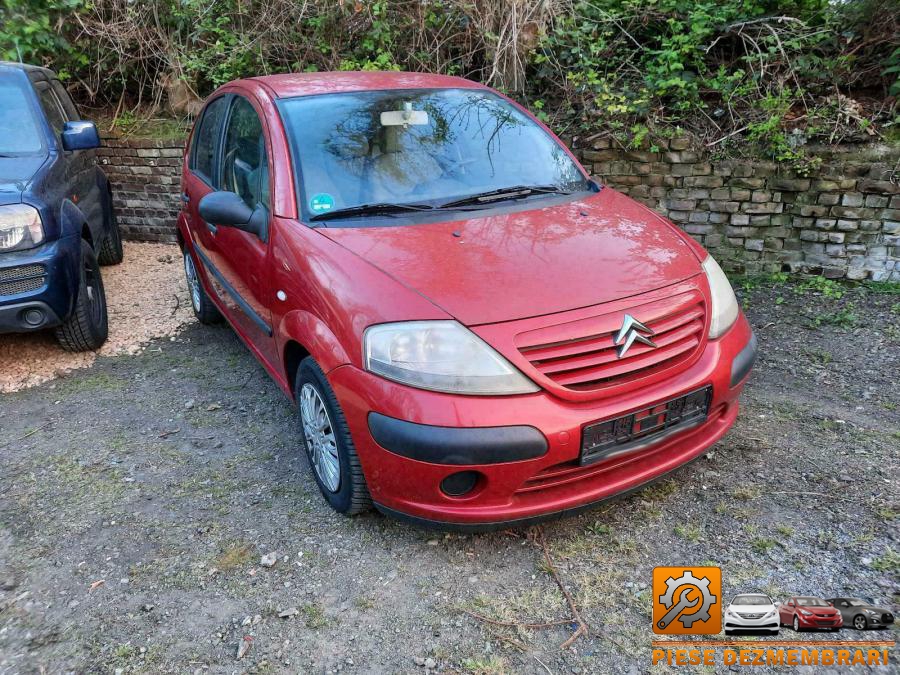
[0,62,122,351]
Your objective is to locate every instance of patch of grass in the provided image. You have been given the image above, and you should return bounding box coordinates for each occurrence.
[796,276,845,299]
[862,281,900,295]
[751,532,782,552]
[301,603,328,628]
[461,656,508,675]
[355,595,376,610]
[641,479,679,502]
[733,486,761,501]
[674,524,702,543]
[215,543,253,571]
[776,524,795,538]
[53,372,125,395]
[876,506,898,521]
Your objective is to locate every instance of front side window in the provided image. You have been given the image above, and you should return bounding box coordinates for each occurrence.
[191,96,228,184]
[278,88,588,221]
[0,78,44,154]
[221,97,268,210]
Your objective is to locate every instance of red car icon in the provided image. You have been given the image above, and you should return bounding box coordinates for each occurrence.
[779,597,843,632]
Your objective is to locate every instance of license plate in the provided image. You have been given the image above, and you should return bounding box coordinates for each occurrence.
[580,386,712,465]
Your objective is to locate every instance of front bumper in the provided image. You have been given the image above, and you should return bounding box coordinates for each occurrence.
[329,313,755,529]
[0,236,80,333]
[796,613,843,629]
[725,613,780,632]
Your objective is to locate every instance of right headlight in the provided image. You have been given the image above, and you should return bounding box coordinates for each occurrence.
[0,204,44,252]
[702,254,738,339]
[364,320,539,395]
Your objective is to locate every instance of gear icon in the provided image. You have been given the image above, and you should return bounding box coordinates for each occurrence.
[658,570,717,628]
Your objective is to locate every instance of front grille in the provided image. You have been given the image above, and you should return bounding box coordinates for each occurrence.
[516,290,706,394]
[0,264,46,296]
[737,612,764,620]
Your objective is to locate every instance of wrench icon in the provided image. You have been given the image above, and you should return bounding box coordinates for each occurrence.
[657,588,700,630]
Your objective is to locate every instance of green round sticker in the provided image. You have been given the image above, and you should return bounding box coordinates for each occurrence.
[309,193,335,213]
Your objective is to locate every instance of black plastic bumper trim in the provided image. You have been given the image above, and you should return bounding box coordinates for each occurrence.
[372,454,705,533]
[730,330,758,387]
[368,413,548,466]
[0,300,61,333]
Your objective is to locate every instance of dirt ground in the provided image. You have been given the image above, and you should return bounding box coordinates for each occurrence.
[0,242,193,393]
[0,263,898,674]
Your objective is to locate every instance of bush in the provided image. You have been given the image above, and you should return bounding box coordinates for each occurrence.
[2,0,896,158]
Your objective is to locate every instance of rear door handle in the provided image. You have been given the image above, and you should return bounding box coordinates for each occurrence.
[181,192,190,204]
[205,221,217,235]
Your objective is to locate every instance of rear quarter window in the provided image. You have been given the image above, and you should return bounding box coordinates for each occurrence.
[190,96,228,185]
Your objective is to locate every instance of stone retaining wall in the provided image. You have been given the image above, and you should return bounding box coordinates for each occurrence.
[97,135,184,243]
[96,132,900,280]
[572,139,900,281]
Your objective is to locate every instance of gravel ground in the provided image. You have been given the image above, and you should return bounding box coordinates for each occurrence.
[0,275,898,674]
[0,242,193,393]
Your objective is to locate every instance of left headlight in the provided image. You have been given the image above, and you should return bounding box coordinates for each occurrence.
[702,254,738,339]
[364,320,539,395]
[0,204,44,252]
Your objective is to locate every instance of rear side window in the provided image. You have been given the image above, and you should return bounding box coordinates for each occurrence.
[50,80,79,120]
[191,96,228,185]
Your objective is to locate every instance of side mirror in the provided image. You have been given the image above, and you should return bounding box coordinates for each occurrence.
[198,191,266,240]
[61,121,100,151]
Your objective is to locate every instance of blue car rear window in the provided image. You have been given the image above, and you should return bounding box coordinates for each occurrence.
[0,78,45,154]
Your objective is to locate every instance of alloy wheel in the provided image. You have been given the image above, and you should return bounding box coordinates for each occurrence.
[183,251,202,312]
[299,383,341,493]
[854,615,866,630]
[793,616,799,632]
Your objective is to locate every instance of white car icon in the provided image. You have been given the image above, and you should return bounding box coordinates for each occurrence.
[724,593,780,636]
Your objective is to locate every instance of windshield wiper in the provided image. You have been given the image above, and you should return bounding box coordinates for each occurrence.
[309,201,434,222]
[439,185,574,209]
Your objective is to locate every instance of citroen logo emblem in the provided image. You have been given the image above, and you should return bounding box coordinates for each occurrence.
[614,314,656,358]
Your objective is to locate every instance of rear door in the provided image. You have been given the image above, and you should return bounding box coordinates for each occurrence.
[184,95,229,300]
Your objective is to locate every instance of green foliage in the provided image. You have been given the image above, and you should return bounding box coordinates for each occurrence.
[2,0,895,160]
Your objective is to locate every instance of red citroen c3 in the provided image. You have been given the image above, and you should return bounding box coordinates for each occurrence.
[178,72,757,530]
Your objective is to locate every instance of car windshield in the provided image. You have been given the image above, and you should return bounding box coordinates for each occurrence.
[847,599,867,606]
[0,78,44,155]
[733,595,770,606]
[796,598,829,607]
[277,88,589,220]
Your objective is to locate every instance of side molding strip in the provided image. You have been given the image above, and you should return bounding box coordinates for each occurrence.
[194,246,273,337]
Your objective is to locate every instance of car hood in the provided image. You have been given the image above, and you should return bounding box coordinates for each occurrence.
[318,188,703,325]
[0,155,46,205]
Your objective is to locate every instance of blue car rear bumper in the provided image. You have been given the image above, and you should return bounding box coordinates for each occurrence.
[0,235,80,333]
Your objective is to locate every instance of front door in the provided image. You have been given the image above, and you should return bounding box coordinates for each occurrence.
[207,95,276,365]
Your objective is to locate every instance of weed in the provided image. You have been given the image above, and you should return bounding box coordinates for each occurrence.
[302,603,328,628]
[733,486,761,501]
[674,524,702,543]
[462,656,508,675]
[776,524,795,538]
[751,538,778,554]
[872,548,900,573]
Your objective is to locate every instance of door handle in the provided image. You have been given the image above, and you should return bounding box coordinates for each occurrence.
[181,192,191,204]
[205,221,217,235]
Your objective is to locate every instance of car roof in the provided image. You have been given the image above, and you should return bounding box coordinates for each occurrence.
[0,61,56,79]
[248,71,486,99]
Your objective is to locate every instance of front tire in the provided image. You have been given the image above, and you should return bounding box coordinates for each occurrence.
[853,615,868,630]
[183,249,221,324]
[55,239,108,351]
[97,199,124,265]
[793,615,801,632]
[295,357,371,515]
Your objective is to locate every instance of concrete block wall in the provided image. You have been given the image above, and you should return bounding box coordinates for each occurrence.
[573,138,900,281]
